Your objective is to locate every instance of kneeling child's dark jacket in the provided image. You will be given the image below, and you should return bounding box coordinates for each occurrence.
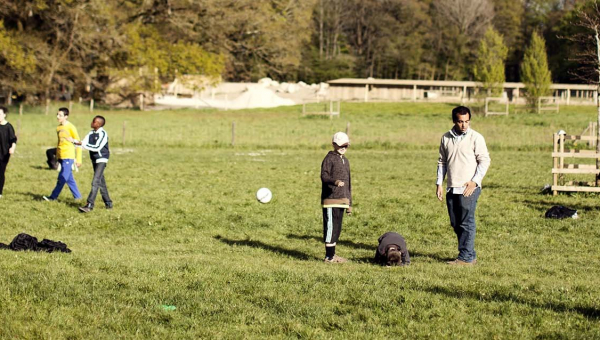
[374,232,410,265]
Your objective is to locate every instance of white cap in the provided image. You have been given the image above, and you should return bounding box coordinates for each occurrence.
[332,132,349,146]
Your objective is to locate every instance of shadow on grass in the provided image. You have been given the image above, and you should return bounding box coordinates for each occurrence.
[30,165,53,171]
[286,233,451,262]
[22,192,83,208]
[423,283,600,320]
[286,233,372,250]
[214,235,319,261]
[23,192,54,202]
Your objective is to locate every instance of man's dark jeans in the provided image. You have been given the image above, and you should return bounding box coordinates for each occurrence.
[87,161,112,208]
[446,187,480,263]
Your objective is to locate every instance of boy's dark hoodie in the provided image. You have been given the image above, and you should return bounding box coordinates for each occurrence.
[321,150,352,212]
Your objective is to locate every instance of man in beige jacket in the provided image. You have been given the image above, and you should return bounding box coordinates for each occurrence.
[436,106,490,265]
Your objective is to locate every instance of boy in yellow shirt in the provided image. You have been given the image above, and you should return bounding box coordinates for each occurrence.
[43,108,82,201]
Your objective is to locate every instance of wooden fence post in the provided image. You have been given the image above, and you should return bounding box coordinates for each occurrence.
[484,97,489,117]
[19,104,23,116]
[559,133,565,186]
[90,99,94,113]
[553,133,558,196]
[231,121,236,146]
[69,101,73,113]
[122,121,127,147]
[45,99,50,115]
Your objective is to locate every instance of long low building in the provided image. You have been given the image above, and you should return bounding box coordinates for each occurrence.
[327,78,598,105]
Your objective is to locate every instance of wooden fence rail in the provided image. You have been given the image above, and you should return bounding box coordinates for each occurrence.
[552,132,600,195]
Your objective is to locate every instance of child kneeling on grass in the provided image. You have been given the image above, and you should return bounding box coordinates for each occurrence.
[374,232,411,266]
[320,132,352,263]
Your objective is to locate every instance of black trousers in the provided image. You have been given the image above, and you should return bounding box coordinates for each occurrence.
[322,207,345,244]
[0,156,9,195]
[87,161,112,207]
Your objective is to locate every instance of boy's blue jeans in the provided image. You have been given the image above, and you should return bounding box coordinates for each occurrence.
[446,188,480,263]
[50,159,81,200]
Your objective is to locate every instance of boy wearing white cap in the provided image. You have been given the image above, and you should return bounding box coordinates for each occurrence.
[320,132,352,263]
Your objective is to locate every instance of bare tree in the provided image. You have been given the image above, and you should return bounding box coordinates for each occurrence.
[314,0,347,60]
[432,0,494,79]
[434,0,494,36]
[565,1,600,184]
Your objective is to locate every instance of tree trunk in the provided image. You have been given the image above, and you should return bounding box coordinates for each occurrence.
[318,0,323,60]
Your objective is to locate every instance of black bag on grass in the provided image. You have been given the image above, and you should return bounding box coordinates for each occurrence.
[544,205,578,219]
[46,148,58,170]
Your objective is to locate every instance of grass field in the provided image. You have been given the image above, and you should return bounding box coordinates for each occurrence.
[0,102,599,339]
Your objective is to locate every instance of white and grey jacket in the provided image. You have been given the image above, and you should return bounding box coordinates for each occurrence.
[81,127,110,163]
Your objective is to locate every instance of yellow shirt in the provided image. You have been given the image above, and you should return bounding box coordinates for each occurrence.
[56,121,82,163]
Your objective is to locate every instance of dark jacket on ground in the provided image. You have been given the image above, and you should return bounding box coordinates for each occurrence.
[0,233,71,253]
[321,150,352,211]
[374,232,410,266]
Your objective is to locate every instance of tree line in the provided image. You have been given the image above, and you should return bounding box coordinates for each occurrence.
[0,0,598,105]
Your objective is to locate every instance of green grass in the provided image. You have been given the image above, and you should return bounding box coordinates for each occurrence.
[1,102,599,339]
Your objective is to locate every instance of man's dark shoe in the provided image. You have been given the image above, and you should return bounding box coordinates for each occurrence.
[78,204,93,213]
[447,259,477,266]
[105,203,113,210]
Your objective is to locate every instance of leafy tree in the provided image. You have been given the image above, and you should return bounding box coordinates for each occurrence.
[473,28,508,96]
[491,0,525,81]
[0,0,112,101]
[521,31,552,107]
[298,46,356,84]
[377,0,433,79]
[0,0,592,104]
[106,22,224,105]
[189,0,316,81]
[0,21,36,98]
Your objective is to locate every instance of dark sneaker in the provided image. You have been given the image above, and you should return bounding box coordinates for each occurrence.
[42,196,55,201]
[324,255,348,263]
[105,203,113,209]
[447,259,477,266]
[78,204,93,213]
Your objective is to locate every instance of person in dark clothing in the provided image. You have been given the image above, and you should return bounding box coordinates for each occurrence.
[69,115,112,212]
[321,132,352,263]
[0,106,17,198]
[374,232,411,266]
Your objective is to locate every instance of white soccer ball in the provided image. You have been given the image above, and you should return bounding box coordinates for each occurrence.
[256,188,272,204]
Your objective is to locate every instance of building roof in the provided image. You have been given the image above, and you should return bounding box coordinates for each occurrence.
[327,78,597,90]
